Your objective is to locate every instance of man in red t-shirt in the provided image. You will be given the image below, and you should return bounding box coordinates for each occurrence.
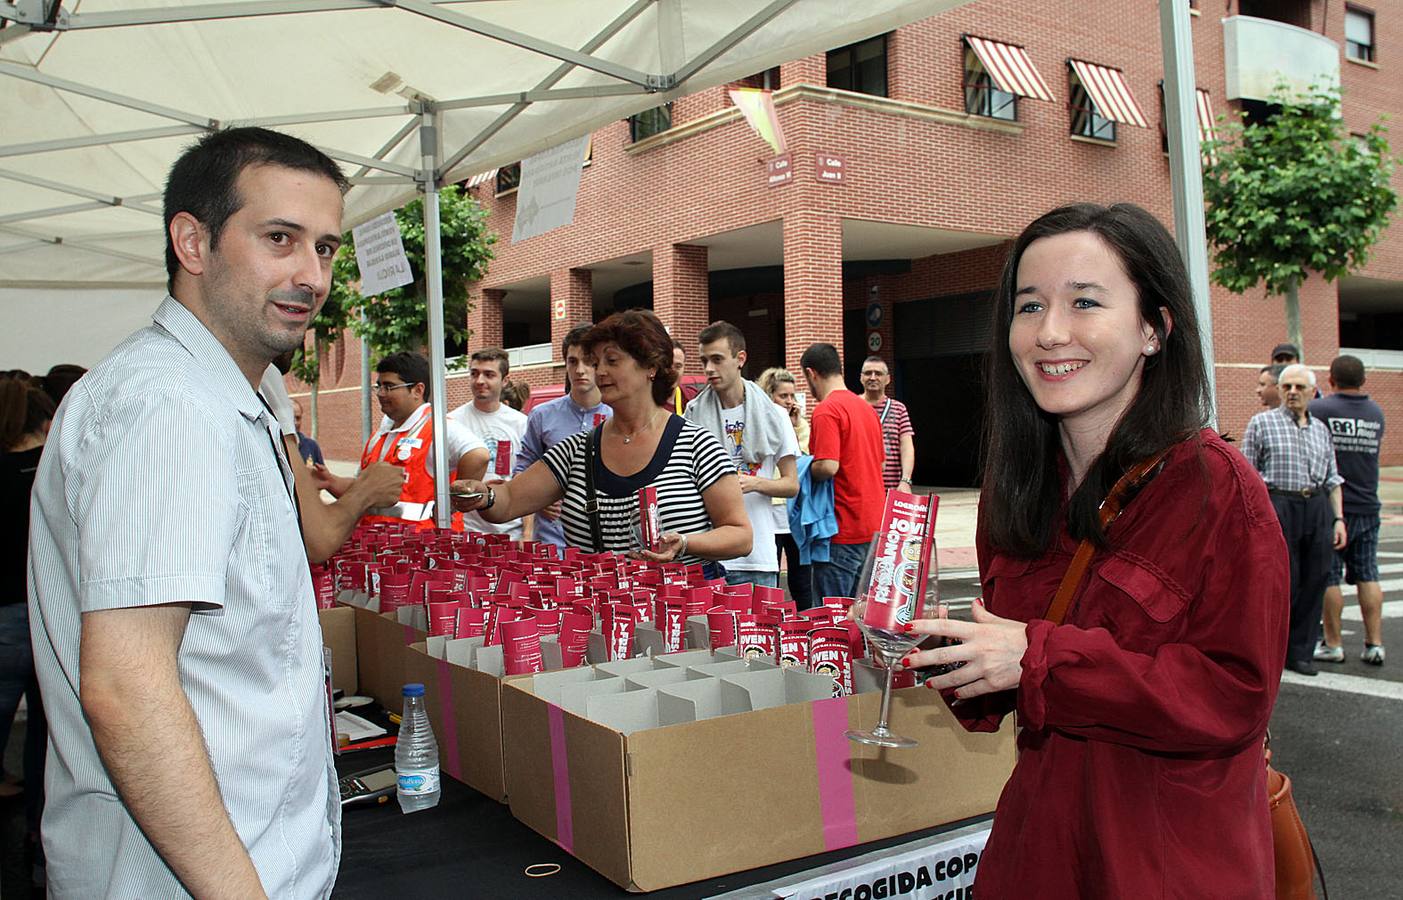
[800,342,885,599]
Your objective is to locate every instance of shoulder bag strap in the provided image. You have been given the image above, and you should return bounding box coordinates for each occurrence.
[1042,446,1173,625]
[583,423,604,553]
[880,398,892,424]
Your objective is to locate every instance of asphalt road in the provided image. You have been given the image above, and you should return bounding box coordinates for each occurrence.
[934,533,1403,899]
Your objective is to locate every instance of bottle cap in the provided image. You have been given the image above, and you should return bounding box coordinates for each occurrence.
[402,682,426,697]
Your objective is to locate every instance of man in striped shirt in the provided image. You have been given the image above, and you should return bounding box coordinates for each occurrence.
[1241,363,1347,677]
[859,356,915,492]
[28,128,344,898]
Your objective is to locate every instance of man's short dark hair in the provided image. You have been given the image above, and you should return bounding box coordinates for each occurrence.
[376,351,431,402]
[698,320,746,355]
[164,127,349,292]
[470,347,510,378]
[1330,355,1366,389]
[671,338,685,352]
[799,343,842,378]
[561,323,593,360]
[861,356,888,372]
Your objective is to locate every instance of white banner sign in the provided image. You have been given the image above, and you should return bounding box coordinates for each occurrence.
[352,211,414,296]
[772,827,989,900]
[511,135,590,244]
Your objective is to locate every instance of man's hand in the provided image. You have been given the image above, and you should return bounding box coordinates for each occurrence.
[737,473,762,494]
[353,462,405,508]
[1333,519,1348,550]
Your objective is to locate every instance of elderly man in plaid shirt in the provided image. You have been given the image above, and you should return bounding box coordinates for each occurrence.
[1242,363,1347,676]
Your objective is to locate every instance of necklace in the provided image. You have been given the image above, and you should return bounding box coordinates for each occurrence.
[616,409,659,444]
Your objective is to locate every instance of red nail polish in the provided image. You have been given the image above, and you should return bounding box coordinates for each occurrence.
[900,657,913,668]
[900,622,914,633]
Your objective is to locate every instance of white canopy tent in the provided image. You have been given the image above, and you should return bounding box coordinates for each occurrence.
[0,0,1212,525]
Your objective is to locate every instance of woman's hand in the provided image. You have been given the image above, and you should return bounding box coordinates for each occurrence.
[628,532,685,563]
[447,478,489,512]
[900,599,1029,699]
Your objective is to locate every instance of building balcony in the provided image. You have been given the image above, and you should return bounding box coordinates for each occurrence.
[1223,15,1340,103]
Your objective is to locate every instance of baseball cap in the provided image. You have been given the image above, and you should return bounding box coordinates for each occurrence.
[1271,343,1299,362]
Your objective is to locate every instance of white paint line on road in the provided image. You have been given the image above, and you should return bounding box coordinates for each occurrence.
[1280,669,1403,701]
[1341,599,1403,621]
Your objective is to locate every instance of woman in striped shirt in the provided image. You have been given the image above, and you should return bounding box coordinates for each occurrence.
[451,309,750,575]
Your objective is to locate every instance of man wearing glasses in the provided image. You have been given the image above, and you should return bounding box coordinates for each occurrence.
[859,355,915,492]
[316,351,487,529]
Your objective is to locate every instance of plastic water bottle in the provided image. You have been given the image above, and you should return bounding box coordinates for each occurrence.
[394,683,440,813]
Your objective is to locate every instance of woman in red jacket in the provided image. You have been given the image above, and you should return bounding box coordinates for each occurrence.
[904,203,1288,897]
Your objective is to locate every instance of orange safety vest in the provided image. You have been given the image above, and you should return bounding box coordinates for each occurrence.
[359,407,461,531]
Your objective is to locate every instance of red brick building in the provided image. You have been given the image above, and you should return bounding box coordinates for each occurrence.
[298,0,1403,481]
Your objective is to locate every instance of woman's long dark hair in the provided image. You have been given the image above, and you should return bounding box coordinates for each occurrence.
[981,203,1211,557]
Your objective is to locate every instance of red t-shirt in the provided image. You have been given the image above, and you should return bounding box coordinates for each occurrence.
[809,388,886,544]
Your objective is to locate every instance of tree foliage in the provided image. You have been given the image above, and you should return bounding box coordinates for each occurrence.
[1202,83,1397,297]
[306,185,495,380]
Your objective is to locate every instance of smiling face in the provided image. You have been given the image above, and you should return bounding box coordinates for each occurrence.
[592,341,655,407]
[470,358,505,403]
[375,371,424,425]
[1009,230,1159,437]
[860,359,889,397]
[182,163,343,379]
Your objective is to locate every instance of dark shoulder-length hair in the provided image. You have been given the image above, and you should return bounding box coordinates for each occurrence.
[582,309,678,406]
[981,203,1210,558]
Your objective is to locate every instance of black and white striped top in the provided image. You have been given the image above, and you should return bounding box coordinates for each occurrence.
[543,415,733,564]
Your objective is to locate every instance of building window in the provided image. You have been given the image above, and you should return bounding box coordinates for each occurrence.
[1069,68,1116,142]
[963,43,1016,120]
[629,103,673,142]
[496,163,520,194]
[827,34,888,97]
[1346,7,1376,62]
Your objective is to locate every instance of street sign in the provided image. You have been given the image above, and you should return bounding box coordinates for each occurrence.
[815,151,846,184]
[767,152,793,187]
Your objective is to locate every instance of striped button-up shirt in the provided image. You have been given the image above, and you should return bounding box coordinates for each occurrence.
[1240,404,1344,493]
[513,393,612,549]
[28,297,339,898]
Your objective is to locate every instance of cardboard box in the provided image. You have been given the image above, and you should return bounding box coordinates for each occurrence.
[501,668,1015,892]
[349,602,428,709]
[317,605,358,696]
[402,640,509,803]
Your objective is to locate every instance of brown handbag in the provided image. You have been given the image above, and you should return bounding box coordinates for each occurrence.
[1044,450,1326,900]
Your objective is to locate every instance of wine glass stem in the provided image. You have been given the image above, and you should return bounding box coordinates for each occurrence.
[875,662,896,732]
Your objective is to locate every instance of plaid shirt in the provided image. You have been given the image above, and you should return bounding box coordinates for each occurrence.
[1241,405,1343,492]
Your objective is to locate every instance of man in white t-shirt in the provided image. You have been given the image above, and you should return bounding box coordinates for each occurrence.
[685,320,798,587]
[448,347,529,539]
[315,351,486,529]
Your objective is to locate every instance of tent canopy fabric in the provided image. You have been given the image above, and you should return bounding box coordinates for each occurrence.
[0,0,969,288]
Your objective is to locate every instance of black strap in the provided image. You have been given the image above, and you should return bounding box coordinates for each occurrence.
[879,398,892,424]
[583,423,604,553]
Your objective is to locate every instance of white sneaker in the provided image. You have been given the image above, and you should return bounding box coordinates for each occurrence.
[1361,644,1385,666]
[1313,642,1345,663]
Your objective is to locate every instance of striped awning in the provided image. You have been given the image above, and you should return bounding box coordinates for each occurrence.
[1069,59,1148,127]
[1195,88,1217,144]
[965,36,1054,101]
[465,169,499,188]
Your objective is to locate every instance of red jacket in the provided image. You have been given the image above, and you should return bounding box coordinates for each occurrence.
[959,430,1288,898]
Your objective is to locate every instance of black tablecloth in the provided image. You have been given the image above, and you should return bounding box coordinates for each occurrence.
[332,714,988,898]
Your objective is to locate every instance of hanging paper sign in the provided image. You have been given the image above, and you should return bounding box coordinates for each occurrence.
[729,88,787,154]
[352,211,414,296]
[512,134,590,243]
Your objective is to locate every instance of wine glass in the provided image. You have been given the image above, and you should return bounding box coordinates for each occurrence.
[846,528,940,749]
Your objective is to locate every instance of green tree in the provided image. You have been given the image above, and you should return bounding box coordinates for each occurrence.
[1202,84,1397,360]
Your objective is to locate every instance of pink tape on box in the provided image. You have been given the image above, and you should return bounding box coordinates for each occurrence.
[434,659,462,781]
[547,704,575,853]
[810,696,859,851]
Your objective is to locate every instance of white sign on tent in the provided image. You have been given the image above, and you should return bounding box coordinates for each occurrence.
[511,135,591,244]
[352,212,415,297]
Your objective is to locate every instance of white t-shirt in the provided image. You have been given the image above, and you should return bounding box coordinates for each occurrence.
[258,365,297,437]
[720,402,798,572]
[448,400,529,537]
[370,403,485,478]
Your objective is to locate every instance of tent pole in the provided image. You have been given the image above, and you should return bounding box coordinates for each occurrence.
[360,308,372,445]
[1159,0,1217,428]
[419,107,451,529]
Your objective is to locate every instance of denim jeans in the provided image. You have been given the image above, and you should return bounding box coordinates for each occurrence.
[812,540,871,601]
[723,570,780,588]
